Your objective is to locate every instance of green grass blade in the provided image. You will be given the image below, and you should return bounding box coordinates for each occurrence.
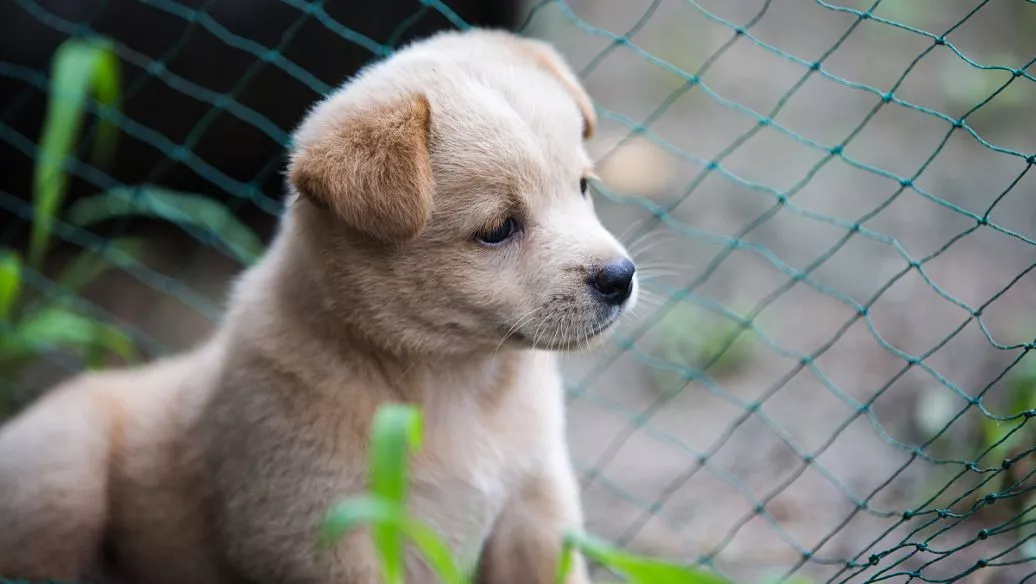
[14,306,136,366]
[368,404,424,584]
[564,532,729,584]
[320,496,466,584]
[0,252,22,321]
[30,37,121,270]
[56,237,146,295]
[65,187,264,266]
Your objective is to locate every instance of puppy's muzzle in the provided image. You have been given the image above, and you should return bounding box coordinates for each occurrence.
[588,258,636,306]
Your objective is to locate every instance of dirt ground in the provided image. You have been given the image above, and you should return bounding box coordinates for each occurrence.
[12,1,1036,583]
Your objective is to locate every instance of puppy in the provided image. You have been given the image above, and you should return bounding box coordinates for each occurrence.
[0,28,638,584]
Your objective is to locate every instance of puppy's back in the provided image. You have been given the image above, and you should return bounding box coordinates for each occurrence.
[0,346,221,582]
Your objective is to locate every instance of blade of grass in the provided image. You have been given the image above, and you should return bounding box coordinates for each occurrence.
[368,404,424,584]
[30,37,121,270]
[65,187,264,266]
[0,252,21,321]
[11,305,136,366]
[321,496,466,584]
[55,237,146,294]
[563,532,729,584]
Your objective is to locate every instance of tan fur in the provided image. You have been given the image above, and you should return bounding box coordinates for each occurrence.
[0,28,635,584]
[289,94,435,243]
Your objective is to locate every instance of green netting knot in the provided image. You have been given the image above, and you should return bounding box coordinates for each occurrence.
[849,223,861,233]
[902,510,915,520]
[830,144,844,155]
[733,26,746,36]
[859,11,872,20]
[934,36,947,46]
[706,160,718,171]
[614,35,629,46]
[809,61,821,71]
[984,494,997,505]
[881,92,894,103]
[262,50,278,62]
[745,402,761,413]
[1024,409,1036,418]
[915,543,928,552]
[899,178,913,188]
[799,356,812,366]
[171,146,188,161]
[696,455,709,465]
[977,529,989,540]
[801,551,813,561]
[857,305,868,316]
[868,554,880,566]
[758,117,772,127]
[801,454,815,464]
[976,559,988,568]
[953,118,965,128]
[908,260,921,269]
[146,61,166,75]
[977,216,989,226]
[1026,154,1036,165]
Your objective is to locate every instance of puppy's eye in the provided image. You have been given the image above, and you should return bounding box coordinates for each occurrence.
[477,217,519,246]
[580,178,588,196]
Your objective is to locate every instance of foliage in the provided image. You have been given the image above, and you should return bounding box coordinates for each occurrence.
[972,353,1036,544]
[1,36,264,415]
[319,403,731,584]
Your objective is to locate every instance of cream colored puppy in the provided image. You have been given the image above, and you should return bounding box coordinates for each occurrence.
[0,28,638,584]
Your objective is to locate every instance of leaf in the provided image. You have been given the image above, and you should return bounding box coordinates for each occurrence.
[30,37,121,270]
[562,532,729,584]
[368,404,424,584]
[13,306,136,365]
[320,496,466,584]
[0,252,21,321]
[56,237,146,295]
[65,187,264,266]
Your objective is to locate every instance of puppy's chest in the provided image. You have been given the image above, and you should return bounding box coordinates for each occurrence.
[402,398,551,555]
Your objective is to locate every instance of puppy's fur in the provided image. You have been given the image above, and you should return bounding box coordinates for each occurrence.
[0,29,637,584]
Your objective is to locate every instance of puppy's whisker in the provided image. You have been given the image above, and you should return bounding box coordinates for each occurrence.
[636,262,692,272]
[494,306,547,355]
[617,217,651,248]
[628,230,678,257]
[530,313,552,351]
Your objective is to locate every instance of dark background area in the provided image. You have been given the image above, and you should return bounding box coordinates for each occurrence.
[0,0,518,252]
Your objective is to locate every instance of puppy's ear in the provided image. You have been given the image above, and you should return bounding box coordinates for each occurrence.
[288,94,434,243]
[518,39,597,140]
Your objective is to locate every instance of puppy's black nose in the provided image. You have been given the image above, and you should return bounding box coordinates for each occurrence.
[590,258,636,305]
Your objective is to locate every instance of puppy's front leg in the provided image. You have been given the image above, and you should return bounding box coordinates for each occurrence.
[476,453,590,584]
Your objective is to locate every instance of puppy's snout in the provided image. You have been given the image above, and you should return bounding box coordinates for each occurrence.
[589,258,636,306]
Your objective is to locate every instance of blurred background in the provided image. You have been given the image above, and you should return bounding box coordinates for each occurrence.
[1,1,1035,582]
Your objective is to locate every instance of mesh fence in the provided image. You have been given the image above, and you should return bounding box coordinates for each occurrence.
[1,0,1036,583]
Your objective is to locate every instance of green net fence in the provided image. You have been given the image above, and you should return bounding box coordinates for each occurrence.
[1,0,1036,583]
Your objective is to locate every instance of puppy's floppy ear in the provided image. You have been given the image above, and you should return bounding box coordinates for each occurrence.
[288,94,434,243]
[517,39,597,140]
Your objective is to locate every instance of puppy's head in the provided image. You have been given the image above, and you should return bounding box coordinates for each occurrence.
[286,29,636,355]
